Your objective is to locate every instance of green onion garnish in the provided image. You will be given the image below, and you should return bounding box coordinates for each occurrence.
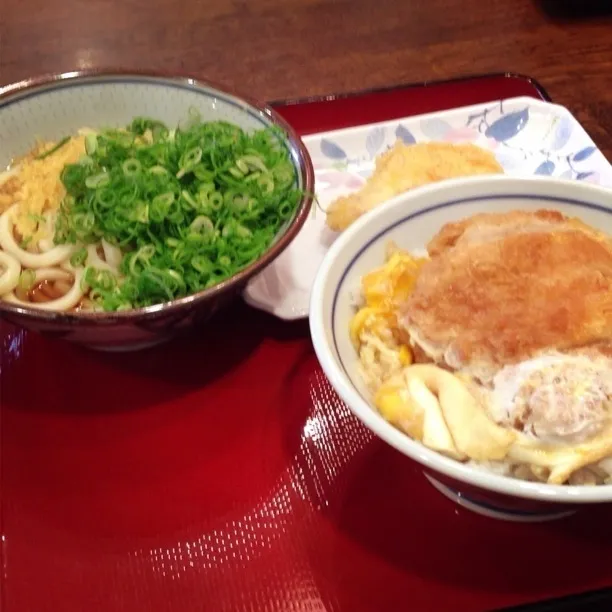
[55,117,301,311]
[18,269,36,290]
[85,173,110,189]
[85,134,98,155]
[70,247,88,267]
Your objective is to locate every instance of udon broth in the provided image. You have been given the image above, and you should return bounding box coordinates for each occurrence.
[0,133,91,312]
[0,117,301,313]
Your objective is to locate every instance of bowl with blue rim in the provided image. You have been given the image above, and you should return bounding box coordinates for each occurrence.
[309,174,612,522]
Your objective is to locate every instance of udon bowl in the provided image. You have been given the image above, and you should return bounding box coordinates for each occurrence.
[310,175,612,522]
[0,71,314,350]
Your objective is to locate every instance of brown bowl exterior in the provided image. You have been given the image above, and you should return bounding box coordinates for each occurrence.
[0,70,315,350]
[0,283,240,351]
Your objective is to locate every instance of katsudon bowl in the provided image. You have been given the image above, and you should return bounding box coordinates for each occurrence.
[310,175,612,522]
[0,71,314,350]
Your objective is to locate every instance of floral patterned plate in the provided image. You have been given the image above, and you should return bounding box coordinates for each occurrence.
[244,96,612,320]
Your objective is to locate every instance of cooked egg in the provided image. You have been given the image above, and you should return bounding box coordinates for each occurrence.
[360,249,427,310]
[484,353,612,484]
[490,353,612,445]
[350,248,427,391]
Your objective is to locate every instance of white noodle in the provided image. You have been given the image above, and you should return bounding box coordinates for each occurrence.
[101,238,122,269]
[38,212,58,252]
[86,243,118,274]
[0,205,75,268]
[31,267,73,282]
[0,251,21,294]
[38,238,54,252]
[2,268,85,311]
[60,259,76,272]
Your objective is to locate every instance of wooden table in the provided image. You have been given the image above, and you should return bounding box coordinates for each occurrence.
[2,0,611,157]
[2,3,612,612]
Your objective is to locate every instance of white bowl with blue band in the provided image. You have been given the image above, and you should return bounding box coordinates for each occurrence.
[309,174,612,521]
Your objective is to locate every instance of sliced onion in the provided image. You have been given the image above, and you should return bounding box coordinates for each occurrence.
[2,268,84,312]
[0,205,75,268]
[0,251,21,294]
[401,364,516,461]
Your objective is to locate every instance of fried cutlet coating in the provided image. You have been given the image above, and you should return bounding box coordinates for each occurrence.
[402,211,612,379]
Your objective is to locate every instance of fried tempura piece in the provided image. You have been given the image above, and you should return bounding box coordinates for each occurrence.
[325,141,504,231]
[401,210,612,382]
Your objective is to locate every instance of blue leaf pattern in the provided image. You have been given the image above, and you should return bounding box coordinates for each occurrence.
[420,118,452,140]
[552,116,573,150]
[534,160,555,176]
[320,139,347,160]
[395,124,416,145]
[365,127,385,158]
[485,107,529,142]
[313,104,603,208]
[572,146,597,162]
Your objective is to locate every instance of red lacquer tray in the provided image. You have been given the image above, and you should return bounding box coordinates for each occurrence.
[2,73,612,612]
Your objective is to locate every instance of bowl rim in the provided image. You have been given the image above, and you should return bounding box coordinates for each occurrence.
[0,69,314,322]
[310,174,612,504]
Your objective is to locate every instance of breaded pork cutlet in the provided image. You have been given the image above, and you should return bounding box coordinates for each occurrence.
[400,210,612,383]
